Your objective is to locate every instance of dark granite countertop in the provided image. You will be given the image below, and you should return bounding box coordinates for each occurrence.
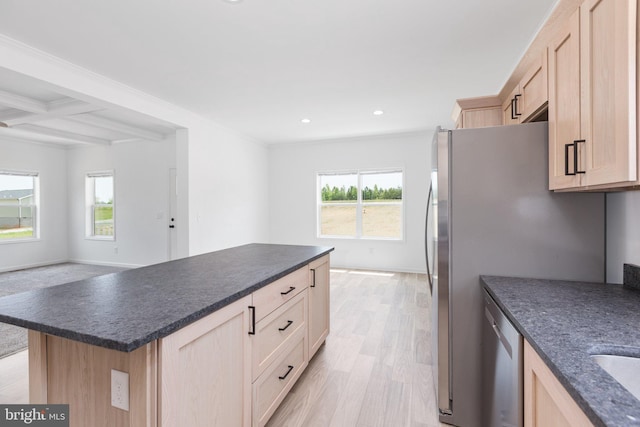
[0,243,333,352]
[481,275,640,427]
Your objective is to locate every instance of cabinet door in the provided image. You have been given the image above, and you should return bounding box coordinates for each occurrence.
[461,107,503,128]
[159,296,252,427]
[520,50,548,122]
[308,255,330,358]
[524,341,593,427]
[548,9,582,190]
[580,0,637,186]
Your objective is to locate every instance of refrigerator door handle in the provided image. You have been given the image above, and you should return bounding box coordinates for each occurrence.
[426,182,433,294]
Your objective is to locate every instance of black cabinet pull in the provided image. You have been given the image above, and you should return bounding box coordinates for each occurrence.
[564,140,586,176]
[248,306,256,335]
[310,269,316,288]
[564,142,574,176]
[511,98,517,120]
[514,94,522,117]
[169,225,175,229]
[281,286,295,295]
[279,365,294,380]
[574,140,586,174]
[278,320,294,331]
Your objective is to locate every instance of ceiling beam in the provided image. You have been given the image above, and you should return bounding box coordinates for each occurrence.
[2,99,103,126]
[14,124,112,146]
[0,89,47,113]
[66,114,166,141]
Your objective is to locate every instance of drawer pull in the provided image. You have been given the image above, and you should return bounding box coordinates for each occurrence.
[281,286,295,296]
[248,306,256,335]
[278,320,294,331]
[279,365,294,380]
[310,269,316,288]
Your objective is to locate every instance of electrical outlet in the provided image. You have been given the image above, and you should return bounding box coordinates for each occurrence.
[111,369,129,411]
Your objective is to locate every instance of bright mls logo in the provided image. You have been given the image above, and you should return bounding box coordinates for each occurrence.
[0,405,68,426]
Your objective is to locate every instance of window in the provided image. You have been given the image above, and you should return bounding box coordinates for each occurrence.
[318,169,403,239]
[0,171,39,241]
[86,172,114,239]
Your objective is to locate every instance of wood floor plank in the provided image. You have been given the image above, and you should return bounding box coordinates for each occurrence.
[328,354,375,427]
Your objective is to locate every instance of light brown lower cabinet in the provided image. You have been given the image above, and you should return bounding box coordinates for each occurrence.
[524,340,593,427]
[28,259,330,427]
[308,255,330,358]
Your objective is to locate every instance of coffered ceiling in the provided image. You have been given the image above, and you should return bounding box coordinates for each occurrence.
[0,0,558,144]
[0,68,177,146]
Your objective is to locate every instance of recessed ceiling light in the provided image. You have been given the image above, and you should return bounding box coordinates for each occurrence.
[373,110,384,116]
[301,118,311,124]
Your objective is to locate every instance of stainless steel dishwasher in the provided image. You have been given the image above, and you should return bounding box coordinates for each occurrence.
[482,289,523,427]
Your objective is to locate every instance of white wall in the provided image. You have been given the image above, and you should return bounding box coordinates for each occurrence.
[67,137,176,267]
[187,122,270,255]
[268,131,431,273]
[0,138,68,271]
[606,192,640,283]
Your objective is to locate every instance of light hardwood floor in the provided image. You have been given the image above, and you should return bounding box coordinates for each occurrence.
[0,269,445,426]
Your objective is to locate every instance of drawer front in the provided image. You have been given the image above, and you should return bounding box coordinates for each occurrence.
[253,335,307,427]
[253,290,307,380]
[253,266,308,322]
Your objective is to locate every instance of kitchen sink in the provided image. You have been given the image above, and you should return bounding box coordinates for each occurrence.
[591,354,640,400]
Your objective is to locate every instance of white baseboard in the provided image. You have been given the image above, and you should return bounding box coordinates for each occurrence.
[0,259,69,274]
[67,259,144,269]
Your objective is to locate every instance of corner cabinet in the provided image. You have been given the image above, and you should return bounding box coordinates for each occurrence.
[308,255,330,358]
[549,0,637,191]
[524,341,593,427]
[451,96,503,129]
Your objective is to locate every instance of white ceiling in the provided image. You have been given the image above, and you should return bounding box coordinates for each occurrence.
[0,0,558,145]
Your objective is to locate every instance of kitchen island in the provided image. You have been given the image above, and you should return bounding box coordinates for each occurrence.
[482,274,640,427]
[0,243,333,427]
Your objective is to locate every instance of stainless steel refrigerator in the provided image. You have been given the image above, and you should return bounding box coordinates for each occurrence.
[425,122,605,426]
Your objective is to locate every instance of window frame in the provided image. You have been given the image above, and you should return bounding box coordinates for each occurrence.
[317,168,404,241]
[85,171,115,241]
[0,170,40,244]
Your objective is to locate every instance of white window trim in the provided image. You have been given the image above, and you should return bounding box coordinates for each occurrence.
[317,168,405,241]
[0,170,40,244]
[85,170,116,241]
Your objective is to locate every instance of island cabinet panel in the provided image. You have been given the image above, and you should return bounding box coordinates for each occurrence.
[28,331,157,427]
[252,289,307,380]
[252,266,308,323]
[159,295,252,427]
[308,255,330,358]
[524,341,593,427]
[252,332,307,427]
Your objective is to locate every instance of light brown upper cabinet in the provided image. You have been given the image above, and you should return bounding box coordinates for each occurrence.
[502,51,549,126]
[549,0,637,191]
[519,50,548,121]
[451,96,503,129]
